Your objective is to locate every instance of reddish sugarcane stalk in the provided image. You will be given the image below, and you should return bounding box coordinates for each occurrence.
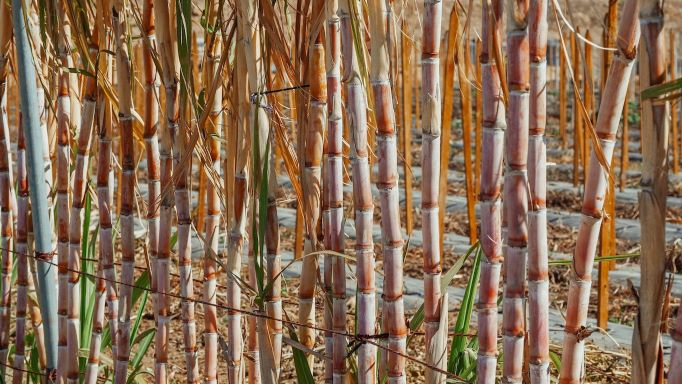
[368,0,406,381]
[503,2,529,382]
[13,118,28,384]
[527,1,550,383]
[340,1,376,381]
[477,1,506,381]
[0,2,11,372]
[56,5,73,380]
[298,0,326,365]
[203,1,221,382]
[66,25,98,384]
[112,0,139,381]
[421,0,447,381]
[142,0,160,329]
[632,1,668,383]
[263,148,282,382]
[325,0,346,381]
[558,1,640,381]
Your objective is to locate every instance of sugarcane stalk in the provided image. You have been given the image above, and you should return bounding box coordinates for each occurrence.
[324,1,346,381]
[13,0,60,375]
[571,31,582,187]
[13,117,28,384]
[438,3,454,253]
[112,0,138,381]
[477,1,506,381]
[262,145,282,383]
[27,207,48,372]
[421,0,447,381]
[203,1,221,382]
[559,38,567,149]
[154,0,179,381]
[620,82,631,191]
[56,3,73,380]
[340,1,376,381]
[632,1,668,383]
[368,0,406,381]
[94,2,118,377]
[503,2,529,382]
[298,0,326,367]
[558,1,640,380]
[527,1,549,383]
[583,30,593,177]
[142,0,160,328]
[65,22,97,384]
[226,32,247,384]
[401,19,414,236]
[0,1,12,374]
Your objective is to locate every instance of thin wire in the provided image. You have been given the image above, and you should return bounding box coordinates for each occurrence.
[7,246,467,381]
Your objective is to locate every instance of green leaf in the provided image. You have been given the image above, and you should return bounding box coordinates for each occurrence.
[641,77,682,100]
[289,329,315,384]
[549,350,562,372]
[80,195,96,349]
[130,328,156,368]
[130,271,151,347]
[448,245,482,373]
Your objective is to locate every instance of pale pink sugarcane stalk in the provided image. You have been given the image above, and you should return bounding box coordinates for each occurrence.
[153,0,179,381]
[263,151,282,382]
[236,1,270,381]
[503,1,529,382]
[339,0,376,381]
[632,1,669,383]
[93,2,119,375]
[27,207,48,372]
[299,0,326,366]
[81,21,109,378]
[66,22,98,384]
[112,0,137,380]
[15,119,47,380]
[325,0,346,381]
[203,1,221,382]
[477,1,506,382]
[421,0,448,381]
[559,0,640,381]
[527,0,550,383]
[56,4,73,381]
[226,16,249,382]
[0,0,11,372]
[368,0,406,381]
